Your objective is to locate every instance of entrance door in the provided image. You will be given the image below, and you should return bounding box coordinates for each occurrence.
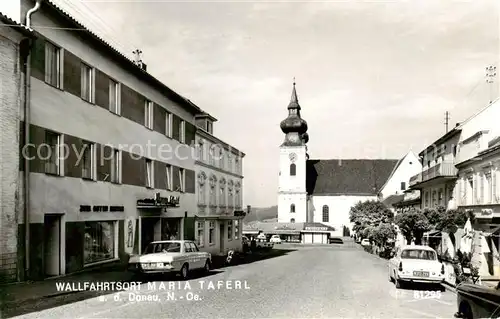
[141,218,159,253]
[219,222,225,254]
[44,214,61,277]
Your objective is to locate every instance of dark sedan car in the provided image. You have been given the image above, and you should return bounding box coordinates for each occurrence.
[455,281,500,318]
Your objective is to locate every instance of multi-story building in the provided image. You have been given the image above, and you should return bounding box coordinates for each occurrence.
[5,0,238,281]
[192,113,245,256]
[0,13,34,283]
[409,127,461,209]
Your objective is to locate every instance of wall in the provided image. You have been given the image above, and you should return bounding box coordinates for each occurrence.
[0,26,23,283]
[278,146,307,193]
[421,134,461,169]
[310,195,378,235]
[278,193,307,223]
[196,220,242,256]
[379,152,422,198]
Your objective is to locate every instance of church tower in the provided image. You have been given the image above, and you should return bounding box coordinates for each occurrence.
[277,81,309,223]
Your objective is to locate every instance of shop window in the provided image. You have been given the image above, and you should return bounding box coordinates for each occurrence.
[209,221,215,244]
[162,219,180,240]
[196,221,204,247]
[84,221,116,264]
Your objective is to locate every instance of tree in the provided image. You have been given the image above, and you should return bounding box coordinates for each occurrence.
[394,208,431,245]
[370,223,397,247]
[349,200,394,236]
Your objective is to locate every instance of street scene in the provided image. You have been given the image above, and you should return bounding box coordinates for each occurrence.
[3,242,456,319]
[1,0,500,318]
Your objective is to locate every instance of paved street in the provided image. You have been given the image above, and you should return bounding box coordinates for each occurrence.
[11,241,456,318]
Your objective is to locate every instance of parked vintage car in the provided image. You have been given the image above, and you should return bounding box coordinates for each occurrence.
[455,281,500,319]
[128,240,211,279]
[388,245,445,289]
[270,235,282,244]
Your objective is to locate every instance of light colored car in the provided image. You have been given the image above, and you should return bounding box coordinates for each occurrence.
[128,240,211,279]
[269,235,282,244]
[388,245,445,288]
[360,239,371,246]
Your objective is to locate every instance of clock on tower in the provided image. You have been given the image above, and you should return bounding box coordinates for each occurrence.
[289,152,297,162]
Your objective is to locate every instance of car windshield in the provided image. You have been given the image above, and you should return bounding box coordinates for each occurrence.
[144,242,181,254]
[401,249,436,260]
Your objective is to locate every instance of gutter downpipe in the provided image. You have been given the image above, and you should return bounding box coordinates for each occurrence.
[23,0,42,280]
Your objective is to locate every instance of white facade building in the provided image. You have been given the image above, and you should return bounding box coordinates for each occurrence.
[193,114,245,256]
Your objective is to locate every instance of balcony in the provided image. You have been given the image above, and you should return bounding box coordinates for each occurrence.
[409,162,457,188]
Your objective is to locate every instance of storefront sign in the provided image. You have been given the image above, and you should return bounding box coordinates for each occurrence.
[80,205,124,212]
[304,226,328,231]
[136,193,180,208]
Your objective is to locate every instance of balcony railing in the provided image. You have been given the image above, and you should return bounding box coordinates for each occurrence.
[410,162,457,187]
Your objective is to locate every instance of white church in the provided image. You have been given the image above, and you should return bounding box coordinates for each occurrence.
[277,82,422,239]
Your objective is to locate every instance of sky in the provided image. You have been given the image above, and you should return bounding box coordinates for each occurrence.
[2,0,499,208]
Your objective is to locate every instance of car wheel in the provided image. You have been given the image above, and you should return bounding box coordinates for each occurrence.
[204,259,211,273]
[179,263,189,280]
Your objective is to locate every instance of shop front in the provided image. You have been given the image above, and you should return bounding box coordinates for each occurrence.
[301,223,335,244]
[136,193,182,254]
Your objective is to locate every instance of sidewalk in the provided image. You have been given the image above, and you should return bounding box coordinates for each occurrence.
[0,266,132,309]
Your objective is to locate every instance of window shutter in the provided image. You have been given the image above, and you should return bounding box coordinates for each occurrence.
[94,69,109,109]
[30,37,45,81]
[172,115,181,141]
[63,50,81,97]
[172,166,180,191]
[184,122,196,146]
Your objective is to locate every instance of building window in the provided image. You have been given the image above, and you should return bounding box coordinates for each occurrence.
[290,163,296,176]
[109,79,120,114]
[145,100,153,129]
[84,221,116,265]
[179,168,185,192]
[219,179,226,206]
[322,205,329,222]
[400,182,406,190]
[198,172,206,205]
[166,165,172,190]
[228,155,233,171]
[220,153,225,169]
[235,158,240,173]
[493,171,498,203]
[209,147,215,166]
[111,149,121,183]
[468,177,474,205]
[196,221,204,247]
[209,175,217,206]
[165,112,172,137]
[290,218,295,223]
[290,204,295,213]
[479,174,485,204]
[235,188,241,208]
[227,221,232,240]
[198,142,204,161]
[146,159,153,188]
[209,221,215,244]
[228,181,234,207]
[180,120,185,143]
[44,131,61,175]
[486,172,492,204]
[81,141,95,180]
[234,220,239,239]
[206,120,213,134]
[45,42,61,88]
[81,63,94,102]
[424,192,429,207]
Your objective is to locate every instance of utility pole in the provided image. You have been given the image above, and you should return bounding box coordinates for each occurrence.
[486,65,496,104]
[444,111,450,133]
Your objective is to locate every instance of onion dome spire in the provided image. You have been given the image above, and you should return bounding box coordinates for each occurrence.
[280,79,309,146]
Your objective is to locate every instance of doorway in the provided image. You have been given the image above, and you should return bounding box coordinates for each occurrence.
[141,217,160,253]
[44,214,61,277]
[219,222,225,254]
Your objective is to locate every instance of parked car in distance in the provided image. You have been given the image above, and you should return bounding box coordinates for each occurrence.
[330,237,344,244]
[270,235,282,244]
[455,281,500,319]
[128,240,211,279]
[388,245,445,289]
[255,238,274,250]
[360,239,371,246]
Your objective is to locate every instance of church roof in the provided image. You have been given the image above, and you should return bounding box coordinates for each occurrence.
[306,159,399,195]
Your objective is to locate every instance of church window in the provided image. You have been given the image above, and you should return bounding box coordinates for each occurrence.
[322,205,329,222]
[290,204,295,213]
[290,218,295,223]
[290,163,296,176]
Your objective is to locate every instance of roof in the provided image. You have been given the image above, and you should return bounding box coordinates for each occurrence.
[303,222,336,232]
[419,127,461,157]
[35,0,209,117]
[0,12,34,36]
[382,194,405,207]
[306,159,398,195]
